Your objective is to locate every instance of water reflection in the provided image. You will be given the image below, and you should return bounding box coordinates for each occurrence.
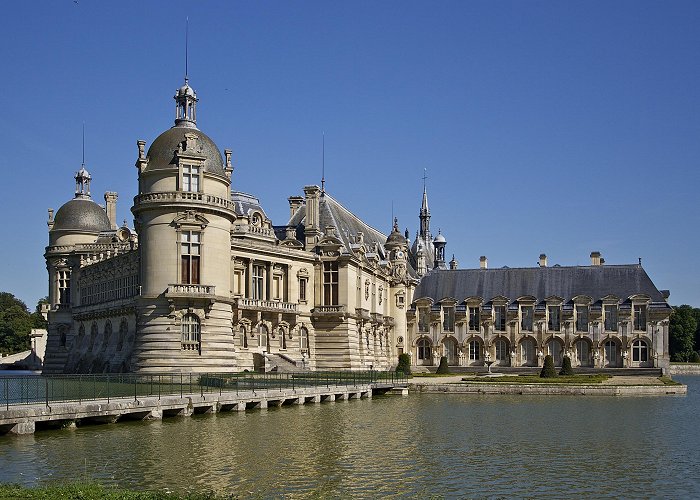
[0,379,698,498]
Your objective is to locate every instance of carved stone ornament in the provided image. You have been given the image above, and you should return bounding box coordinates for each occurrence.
[393,263,406,280]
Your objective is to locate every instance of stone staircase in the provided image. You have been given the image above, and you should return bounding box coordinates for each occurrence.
[263,353,306,372]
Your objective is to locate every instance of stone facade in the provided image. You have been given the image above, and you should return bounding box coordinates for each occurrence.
[42,77,672,374]
[43,78,416,374]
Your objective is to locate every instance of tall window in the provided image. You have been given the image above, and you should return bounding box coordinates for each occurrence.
[521,305,533,332]
[468,307,480,332]
[182,165,200,192]
[240,325,248,348]
[323,261,339,305]
[181,313,200,351]
[521,338,535,365]
[279,327,287,349]
[299,278,307,302]
[576,306,589,332]
[604,305,618,332]
[632,339,648,362]
[418,307,430,333]
[576,340,589,366]
[252,265,265,300]
[259,324,269,350]
[494,305,506,332]
[180,231,200,284]
[495,339,508,361]
[58,270,71,305]
[417,338,431,360]
[469,340,480,361]
[443,306,455,332]
[604,340,617,366]
[300,326,309,351]
[548,306,561,332]
[634,305,647,331]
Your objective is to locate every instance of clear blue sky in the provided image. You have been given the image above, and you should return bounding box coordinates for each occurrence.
[2,0,699,309]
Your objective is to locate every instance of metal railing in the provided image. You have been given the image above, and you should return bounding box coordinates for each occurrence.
[0,371,407,409]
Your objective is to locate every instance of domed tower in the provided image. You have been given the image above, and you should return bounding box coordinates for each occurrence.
[131,77,237,373]
[44,168,112,373]
[385,217,412,361]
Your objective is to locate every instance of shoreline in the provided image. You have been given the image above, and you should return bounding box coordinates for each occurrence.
[409,375,687,396]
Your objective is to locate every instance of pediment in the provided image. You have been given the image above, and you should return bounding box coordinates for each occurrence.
[172,210,209,229]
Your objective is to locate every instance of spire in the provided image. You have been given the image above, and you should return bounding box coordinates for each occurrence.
[174,19,198,128]
[321,132,325,194]
[419,168,431,238]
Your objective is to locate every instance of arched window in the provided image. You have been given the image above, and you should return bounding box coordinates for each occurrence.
[300,326,309,351]
[117,318,128,351]
[576,339,589,366]
[103,320,113,350]
[240,325,248,348]
[417,338,431,360]
[89,322,98,351]
[279,327,286,349]
[521,338,536,366]
[632,340,648,362]
[443,337,458,364]
[259,324,269,350]
[495,339,508,361]
[181,314,201,352]
[547,339,563,366]
[58,326,67,348]
[604,340,618,366]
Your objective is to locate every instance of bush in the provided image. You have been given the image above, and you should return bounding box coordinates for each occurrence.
[540,355,557,378]
[435,356,450,374]
[559,356,574,376]
[396,353,411,375]
[691,351,700,363]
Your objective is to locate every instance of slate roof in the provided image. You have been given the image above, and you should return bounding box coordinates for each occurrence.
[286,192,418,278]
[145,125,225,176]
[231,191,269,219]
[51,197,111,233]
[413,264,671,309]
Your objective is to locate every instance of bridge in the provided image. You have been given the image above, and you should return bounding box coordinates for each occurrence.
[0,371,409,435]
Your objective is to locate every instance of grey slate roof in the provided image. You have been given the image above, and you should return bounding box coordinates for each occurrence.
[51,197,111,233]
[145,125,225,176]
[413,265,670,308]
[231,191,269,219]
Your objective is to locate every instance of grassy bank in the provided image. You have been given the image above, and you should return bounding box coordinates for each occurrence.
[459,374,611,384]
[0,483,229,500]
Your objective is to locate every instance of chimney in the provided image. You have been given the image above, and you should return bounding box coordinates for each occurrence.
[539,254,547,267]
[104,192,118,230]
[288,196,304,219]
[303,186,321,249]
[480,256,488,269]
[590,251,602,266]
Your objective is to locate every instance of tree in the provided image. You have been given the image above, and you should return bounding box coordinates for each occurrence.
[559,356,574,376]
[0,292,33,355]
[670,305,697,362]
[396,353,411,376]
[435,356,450,374]
[540,355,557,378]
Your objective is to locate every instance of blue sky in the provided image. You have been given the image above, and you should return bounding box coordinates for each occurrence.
[2,0,699,308]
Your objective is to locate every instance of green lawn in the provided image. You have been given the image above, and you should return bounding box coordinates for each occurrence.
[459,374,612,384]
[0,483,228,500]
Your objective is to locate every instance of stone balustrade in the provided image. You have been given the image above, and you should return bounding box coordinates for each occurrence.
[235,298,298,312]
[134,191,235,211]
[166,284,216,296]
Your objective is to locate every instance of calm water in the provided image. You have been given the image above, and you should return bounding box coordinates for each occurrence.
[1,377,699,499]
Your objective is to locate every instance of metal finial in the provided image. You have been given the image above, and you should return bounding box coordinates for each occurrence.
[321,132,325,193]
[185,17,189,84]
[82,122,85,167]
[422,168,428,191]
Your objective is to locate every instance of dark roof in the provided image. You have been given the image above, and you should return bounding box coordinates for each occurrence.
[413,265,670,307]
[145,125,225,176]
[51,197,111,233]
[231,192,269,218]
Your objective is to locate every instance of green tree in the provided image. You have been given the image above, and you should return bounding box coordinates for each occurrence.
[559,356,574,376]
[0,292,33,355]
[395,353,411,376]
[435,356,450,374]
[670,305,697,362]
[540,355,557,378]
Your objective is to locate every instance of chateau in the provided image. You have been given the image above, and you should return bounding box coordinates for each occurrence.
[43,77,672,374]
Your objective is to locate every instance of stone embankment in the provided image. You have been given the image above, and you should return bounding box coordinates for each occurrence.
[669,364,700,375]
[409,375,687,396]
[0,383,407,436]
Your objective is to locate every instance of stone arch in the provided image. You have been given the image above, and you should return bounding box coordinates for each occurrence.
[545,336,564,366]
[103,320,113,351]
[602,337,622,367]
[89,322,98,352]
[631,338,652,367]
[492,335,510,365]
[465,337,483,366]
[116,318,128,352]
[441,335,459,365]
[573,337,593,367]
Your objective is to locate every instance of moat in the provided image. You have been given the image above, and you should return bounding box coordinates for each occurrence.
[1,376,698,498]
